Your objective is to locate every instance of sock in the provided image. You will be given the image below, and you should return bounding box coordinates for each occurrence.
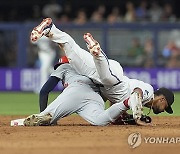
[123,98,130,108]
[107,102,128,122]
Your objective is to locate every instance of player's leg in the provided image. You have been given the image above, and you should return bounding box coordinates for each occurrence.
[24,85,92,126]
[77,100,129,126]
[30,18,101,83]
[49,27,123,86]
[42,85,86,124]
[24,97,74,126]
[76,89,129,126]
[54,31,101,83]
[84,33,124,86]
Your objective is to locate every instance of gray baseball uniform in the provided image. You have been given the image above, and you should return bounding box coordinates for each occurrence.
[40,64,127,126]
[47,24,154,106]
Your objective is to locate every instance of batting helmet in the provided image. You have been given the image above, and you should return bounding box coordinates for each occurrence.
[54,56,69,70]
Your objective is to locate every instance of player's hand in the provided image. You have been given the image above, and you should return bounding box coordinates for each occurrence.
[136,119,150,126]
[135,119,156,126]
[135,115,155,126]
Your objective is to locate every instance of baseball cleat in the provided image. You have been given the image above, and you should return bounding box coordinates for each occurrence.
[84,33,101,57]
[23,113,52,126]
[128,92,143,120]
[30,18,53,42]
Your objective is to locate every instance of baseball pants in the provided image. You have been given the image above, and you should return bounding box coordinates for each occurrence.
[40,82,127,126]
[48,24,124,86]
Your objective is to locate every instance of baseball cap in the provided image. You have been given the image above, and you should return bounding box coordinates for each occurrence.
[54,56,69,70]
[154,88,174,114]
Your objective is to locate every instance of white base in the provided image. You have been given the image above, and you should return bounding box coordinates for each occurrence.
[10,118,25,126]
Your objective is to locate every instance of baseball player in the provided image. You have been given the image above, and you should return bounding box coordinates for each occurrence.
[32,36,56,91]
[38,56,69,112]
[30,18,174,123]
[24,56,141,126]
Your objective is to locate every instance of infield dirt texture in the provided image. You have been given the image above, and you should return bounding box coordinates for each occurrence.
[0,115,180,154]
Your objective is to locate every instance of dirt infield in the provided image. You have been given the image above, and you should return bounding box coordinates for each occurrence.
[0,116,180,154]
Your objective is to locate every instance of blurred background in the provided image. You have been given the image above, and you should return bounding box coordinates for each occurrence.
[0,0,179,92]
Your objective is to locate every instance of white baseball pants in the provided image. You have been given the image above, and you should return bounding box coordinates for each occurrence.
[40,82,127,126]
[48,24,124,86]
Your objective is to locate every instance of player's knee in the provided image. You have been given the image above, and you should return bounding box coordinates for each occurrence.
[91,119,109,126]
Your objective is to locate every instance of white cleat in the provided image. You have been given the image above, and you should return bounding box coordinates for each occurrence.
[83,33,101,57]
[128,92,143,120]
[30,18,53,42]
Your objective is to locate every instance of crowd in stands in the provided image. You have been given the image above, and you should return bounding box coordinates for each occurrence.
[126,36,180,68]
[34,0,177,24]
[0,0,178,23]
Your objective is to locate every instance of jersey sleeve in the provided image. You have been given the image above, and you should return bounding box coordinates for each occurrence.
[128,79,154,106]
[142,84,154,105]
[50,65,67,80]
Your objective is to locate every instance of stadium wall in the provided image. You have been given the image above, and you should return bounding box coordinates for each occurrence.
[0,23,179,91]
[0,68,179,91]
[0,22,180,67]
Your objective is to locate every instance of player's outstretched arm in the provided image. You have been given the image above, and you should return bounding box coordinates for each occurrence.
[39,76,60,112]
[128,88,143,120]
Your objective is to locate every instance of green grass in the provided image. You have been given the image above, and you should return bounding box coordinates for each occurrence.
[0,92,60,115]
[0,92,179,116]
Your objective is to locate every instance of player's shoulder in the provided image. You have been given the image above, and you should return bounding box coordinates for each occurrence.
[53,63,73,74]
[131,79,154,92]
[139,80,154,92]
[140,81,154,98]
[51,64,77,78]
[56,63,72,70]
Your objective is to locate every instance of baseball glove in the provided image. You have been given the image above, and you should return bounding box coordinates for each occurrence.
[112,112,152,125]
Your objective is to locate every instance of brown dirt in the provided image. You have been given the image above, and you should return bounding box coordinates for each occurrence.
[0,115,180,154]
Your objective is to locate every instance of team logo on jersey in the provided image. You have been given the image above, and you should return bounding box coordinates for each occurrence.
[144,90,149,98]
